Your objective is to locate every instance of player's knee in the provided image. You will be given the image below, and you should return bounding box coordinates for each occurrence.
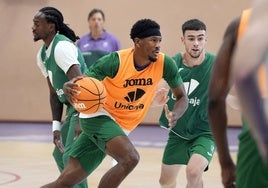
[56,176,75,188]
[159,177,176,188]
[121,150,140,170]
[186,166,202,182]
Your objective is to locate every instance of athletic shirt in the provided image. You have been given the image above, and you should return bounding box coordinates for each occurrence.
[159,52,216,140]
[237,10,252,136]
[83,47,183,131]
[37,34,86,104]
[237,9,268,138]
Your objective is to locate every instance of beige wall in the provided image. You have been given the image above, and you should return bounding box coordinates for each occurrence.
[0,0,250,125]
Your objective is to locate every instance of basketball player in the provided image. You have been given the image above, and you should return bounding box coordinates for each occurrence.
[41,19,188,188]
[32,7,88,188]
[232,0,268,164]
[208,6,268,188]
[157,19,215,188]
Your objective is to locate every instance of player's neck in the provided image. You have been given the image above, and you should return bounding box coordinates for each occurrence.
[44,34,56,48]
[90,30,104,40]
[133,52,151,70]
[182,52,205,67]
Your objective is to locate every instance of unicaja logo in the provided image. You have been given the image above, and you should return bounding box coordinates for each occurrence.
[171,78,201,107]
[124,88,145,102]
[73,103,86,109]
[56,88,64,98]
[114,88,145,110]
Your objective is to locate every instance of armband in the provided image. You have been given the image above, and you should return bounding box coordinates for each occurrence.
[52,120,62,132]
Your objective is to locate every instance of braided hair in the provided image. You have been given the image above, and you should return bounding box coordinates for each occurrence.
[39,7,79,42]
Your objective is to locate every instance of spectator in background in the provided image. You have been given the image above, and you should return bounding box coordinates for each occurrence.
[77,8,121,53]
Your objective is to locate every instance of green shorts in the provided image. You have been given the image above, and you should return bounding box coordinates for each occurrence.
[236,130,268,188]
[69,115,126,174]
[162,135,215,170]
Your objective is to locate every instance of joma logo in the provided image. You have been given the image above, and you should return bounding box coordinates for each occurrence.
[123,78,153,87]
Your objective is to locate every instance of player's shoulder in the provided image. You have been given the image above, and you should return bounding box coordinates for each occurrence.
[205,51,216,59]
[172,52,183,62]
[224,16,241,39]
[163,54,176,66]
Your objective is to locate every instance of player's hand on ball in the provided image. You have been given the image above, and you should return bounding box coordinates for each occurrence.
[164,104,178,129]
[53,130,64,153]
[63,76,84,103]
[69,77,107,114]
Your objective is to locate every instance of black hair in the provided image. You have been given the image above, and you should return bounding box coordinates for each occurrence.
[182,19,206,35]
[87,8,105,21]
[39,7,79,42]
[130,19,160,40]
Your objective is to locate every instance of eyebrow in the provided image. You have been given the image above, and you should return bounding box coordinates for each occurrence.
[186,34,205,38]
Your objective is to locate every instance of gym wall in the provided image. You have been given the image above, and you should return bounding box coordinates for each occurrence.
[0,0,250,126]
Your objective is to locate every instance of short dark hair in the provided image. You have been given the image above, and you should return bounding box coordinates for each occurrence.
[182,19,206,35]
[88,8,105,21]
[130,19,161,40]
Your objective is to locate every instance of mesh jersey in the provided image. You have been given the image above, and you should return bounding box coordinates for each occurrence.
[159,52,216,140]
[39,34,86,104]
[84,47,183,131]
[238,9,252,134]
[238,9,268,134]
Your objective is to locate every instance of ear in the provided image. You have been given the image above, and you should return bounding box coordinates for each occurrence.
[180,36,184,43]
[48,23,56,33]
[134,38,141,47]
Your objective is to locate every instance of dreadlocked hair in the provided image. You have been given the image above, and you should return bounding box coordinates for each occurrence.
[39,7,79,42]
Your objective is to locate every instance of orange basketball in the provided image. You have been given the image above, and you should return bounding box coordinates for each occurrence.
[71,77,107,114]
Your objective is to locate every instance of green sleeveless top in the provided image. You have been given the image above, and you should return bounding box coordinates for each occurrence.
[41,34,86,104]
[159,52,215,140]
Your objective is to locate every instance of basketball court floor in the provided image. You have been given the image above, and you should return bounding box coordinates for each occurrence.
[0,122,239,188]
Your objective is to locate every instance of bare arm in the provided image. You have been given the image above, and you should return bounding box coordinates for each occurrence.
[165,84,188,128]
[63,64,84,104]
[232,1,268,163]
[47,57,83,122]
[47,78,64,152]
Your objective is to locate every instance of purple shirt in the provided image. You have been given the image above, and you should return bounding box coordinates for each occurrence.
[77,31,121,53]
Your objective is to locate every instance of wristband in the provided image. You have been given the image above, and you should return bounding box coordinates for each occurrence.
[52,120,62,132]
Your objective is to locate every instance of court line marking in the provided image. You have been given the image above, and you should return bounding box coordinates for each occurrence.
[0,171,21,186]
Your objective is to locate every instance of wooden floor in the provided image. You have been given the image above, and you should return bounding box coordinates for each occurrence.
[0,141,237,188]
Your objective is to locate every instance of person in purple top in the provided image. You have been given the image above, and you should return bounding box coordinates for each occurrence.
[77,8,121,53]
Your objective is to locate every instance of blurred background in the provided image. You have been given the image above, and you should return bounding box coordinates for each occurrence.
[0,0,250,126]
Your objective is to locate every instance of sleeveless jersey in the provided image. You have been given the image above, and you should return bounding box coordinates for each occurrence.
[103,48,164,131]
[237,9,252,134]
[159,52,215,139]
[237,8,266,96]
[237,10,268,187]
[40,34,86,104]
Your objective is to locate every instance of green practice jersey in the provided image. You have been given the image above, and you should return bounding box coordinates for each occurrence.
[40,34,86,104]
[159,52,215,139]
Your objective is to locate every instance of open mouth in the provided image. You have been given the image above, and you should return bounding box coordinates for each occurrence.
[153,51,159,56]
